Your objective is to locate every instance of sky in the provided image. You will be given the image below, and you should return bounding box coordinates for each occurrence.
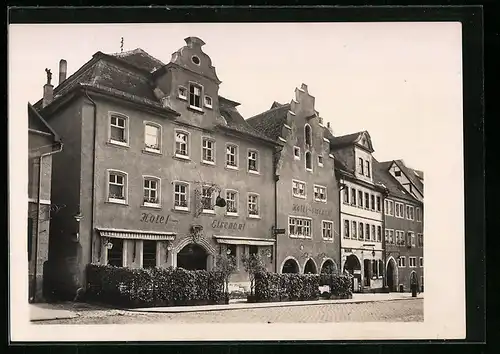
[9,22,462,170]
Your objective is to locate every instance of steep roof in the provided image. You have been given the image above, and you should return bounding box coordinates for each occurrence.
[393,159,424,194]
[329,132,362,149]
[28,103,61,142]
[246,103,290,140]
[373,160,420,202]
[110,48,165,73]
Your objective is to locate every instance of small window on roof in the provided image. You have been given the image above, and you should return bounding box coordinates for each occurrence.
[191,55,201,65]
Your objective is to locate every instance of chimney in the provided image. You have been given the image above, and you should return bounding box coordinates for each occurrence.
[326,122,333,134]
[43,68,54,108]
[58,59,67,85]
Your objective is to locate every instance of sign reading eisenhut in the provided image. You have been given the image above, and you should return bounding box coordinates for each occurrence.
[212,219,246,231]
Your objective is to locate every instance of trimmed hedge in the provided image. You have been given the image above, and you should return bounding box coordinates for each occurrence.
[255,272,352,302]
[86,264,225,308]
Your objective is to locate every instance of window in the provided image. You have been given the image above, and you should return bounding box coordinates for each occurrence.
[370,195,375,210]
[376,196,381,212]
[318,155,324,167]
[396,230,405,246]
[204,95,213,108]
[343,219,350,238]
[408,232,416,247]
[356,157,363,175]
[305,151,312,171]
[351,188,357,205]
[304,124,312,146]
[108,238,124,267]
[226,144,238,169]
[292,180,306,199]
[322,221,334,240]
[416,207,422,222]
[249,245,258,256]
[189,83,202,109]
[191,55,201,65]
[226,190,238,215]
[351,221,357,240]
[109,114,127,145]
[385,199,394,216]
[226,244,237,257]
[108,170,127,204]
[370,225,375,241]
[202,186,215,212]
[419,257,424,267]
[175,131,189,158]
[417,233,424,247]
[395,202,404,218]
[174,182,189,210]
[388,229,394,244]
[384,229,389,243]
[248,150,259,173]
[144,123,161,152]
[398,256,406,267]
[142,240,157,268]
[365,160,371,177]
[293,146,300,159]
[358,191,363,208]
[359,222,364,240]
[365,224,370,240]
[247,193,260,217]
[377,226,382,242]
[202,138,215,164]
[395,170,401,177]
[364,192,370,209]
[289,216,312,238]
[343,187,349,204]
[406,205,415,220]
[143,177,160,206]
[314,185,327,202]
[178,86,187,100]
[409,257,417,268]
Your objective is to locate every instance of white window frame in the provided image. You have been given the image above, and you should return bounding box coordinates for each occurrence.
[409,231,416,247]
[419,257,424,267]
[365,160,371,177]
[350,188,357,206]
[143,121,162,154]
[357,157,364,175]
[201,185,216,214]
[395,202,404,218]
[201,137,216,165]
[107,169,128,204]
[225,189,239,216]
[376,196,381,212]
[247,193,260,218]
[343,219,350,239]
[364,192,370,210]
[389,229,394,244]
[409,257,417,268]
[343,186,349,204]
[358,190,364,208]
[398,256,406,268]
[174,129,190,160]
[417,233,424,248]
[305,151,313,172]
[292,179,307,199]
[188,82,203,111]
[173,181,190,211]
[406,205,415,221]
[226,143,239,170]
[351,220,358,240]
[317,155,324,167]
[178,86,188,100]
[247,149,260,174]
[370,194,376,211]
[293,146,301,160]
[313,184,327,203]
[416,207,422,222]
[288,216,312,239]
[142,175,161,208]
[108,112,129,147]
[204,95,213,109]
[385,199,394,216]
[322,220,334,241]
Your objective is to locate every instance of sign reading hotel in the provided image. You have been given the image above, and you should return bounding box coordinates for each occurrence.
[140,213,178,226]
[292,203,332,217]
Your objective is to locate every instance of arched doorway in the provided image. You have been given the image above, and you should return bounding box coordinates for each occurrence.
[282,258,299,273]
[177,243,208,270]
[320,259,337,274]
[303,259,317,274]
[386,258,397,292]
[343,254,361,292]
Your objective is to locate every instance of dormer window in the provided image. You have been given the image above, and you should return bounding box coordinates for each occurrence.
[365,160,371,177]
[204,95,213,109]
[178,86,187,100]
[189,83,203,110]
[304,124,312,146]
[358,158,364,175]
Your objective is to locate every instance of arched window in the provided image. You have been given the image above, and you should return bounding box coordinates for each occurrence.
[304,124,312,146]
[305,151,312,171]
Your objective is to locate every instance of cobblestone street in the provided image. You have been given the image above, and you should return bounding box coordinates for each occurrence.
[37,299,423,324]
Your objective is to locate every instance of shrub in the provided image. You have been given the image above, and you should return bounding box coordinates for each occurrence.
[85,264,225,308]
[241,253,267,296]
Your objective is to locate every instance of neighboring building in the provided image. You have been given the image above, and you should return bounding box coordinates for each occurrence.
[247,84,341,275]
[330,131,387,293]
[28,102,63,302]
[374,159,424,292]
[34,37,280,299]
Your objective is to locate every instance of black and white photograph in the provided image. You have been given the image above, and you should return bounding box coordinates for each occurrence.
[9,18,467,341]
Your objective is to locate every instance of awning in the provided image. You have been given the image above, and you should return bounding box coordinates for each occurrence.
[213,235,275,246]
[96,227,176,241]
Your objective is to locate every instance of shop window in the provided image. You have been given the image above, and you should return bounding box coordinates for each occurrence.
[142,240,157,268]
[108,238,124,267]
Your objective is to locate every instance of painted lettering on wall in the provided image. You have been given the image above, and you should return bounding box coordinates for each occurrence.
[140,213,177,225]
[292,204,332,216]
[211,219,246,231]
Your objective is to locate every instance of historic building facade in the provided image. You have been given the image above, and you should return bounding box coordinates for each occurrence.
[28,102,63,302]
[331,131,387,293]
[374,159,424,292]
[247,84,341,275]
[35,37,279,299]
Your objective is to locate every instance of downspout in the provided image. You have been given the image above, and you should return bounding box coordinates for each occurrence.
[273,147,281,273]
[31,141,63,302]
[382,190,387,289]
[337,175,346,274]
[84,90,97,268]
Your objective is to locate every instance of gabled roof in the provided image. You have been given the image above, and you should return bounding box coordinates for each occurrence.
[330,130,374,152]
[28,103,61,142]
[372,159,419,202]
[384,159,424,196]
[246,103,291,141]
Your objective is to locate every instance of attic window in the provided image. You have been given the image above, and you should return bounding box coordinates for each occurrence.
[178,86,187,100]
[204,95,213,109]
[395,170,401,177]
[191,55,201,65]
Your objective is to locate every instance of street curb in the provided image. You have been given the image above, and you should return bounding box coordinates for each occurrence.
[125,296,424,314]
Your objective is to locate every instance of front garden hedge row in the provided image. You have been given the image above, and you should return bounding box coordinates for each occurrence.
[85,264,225,308]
